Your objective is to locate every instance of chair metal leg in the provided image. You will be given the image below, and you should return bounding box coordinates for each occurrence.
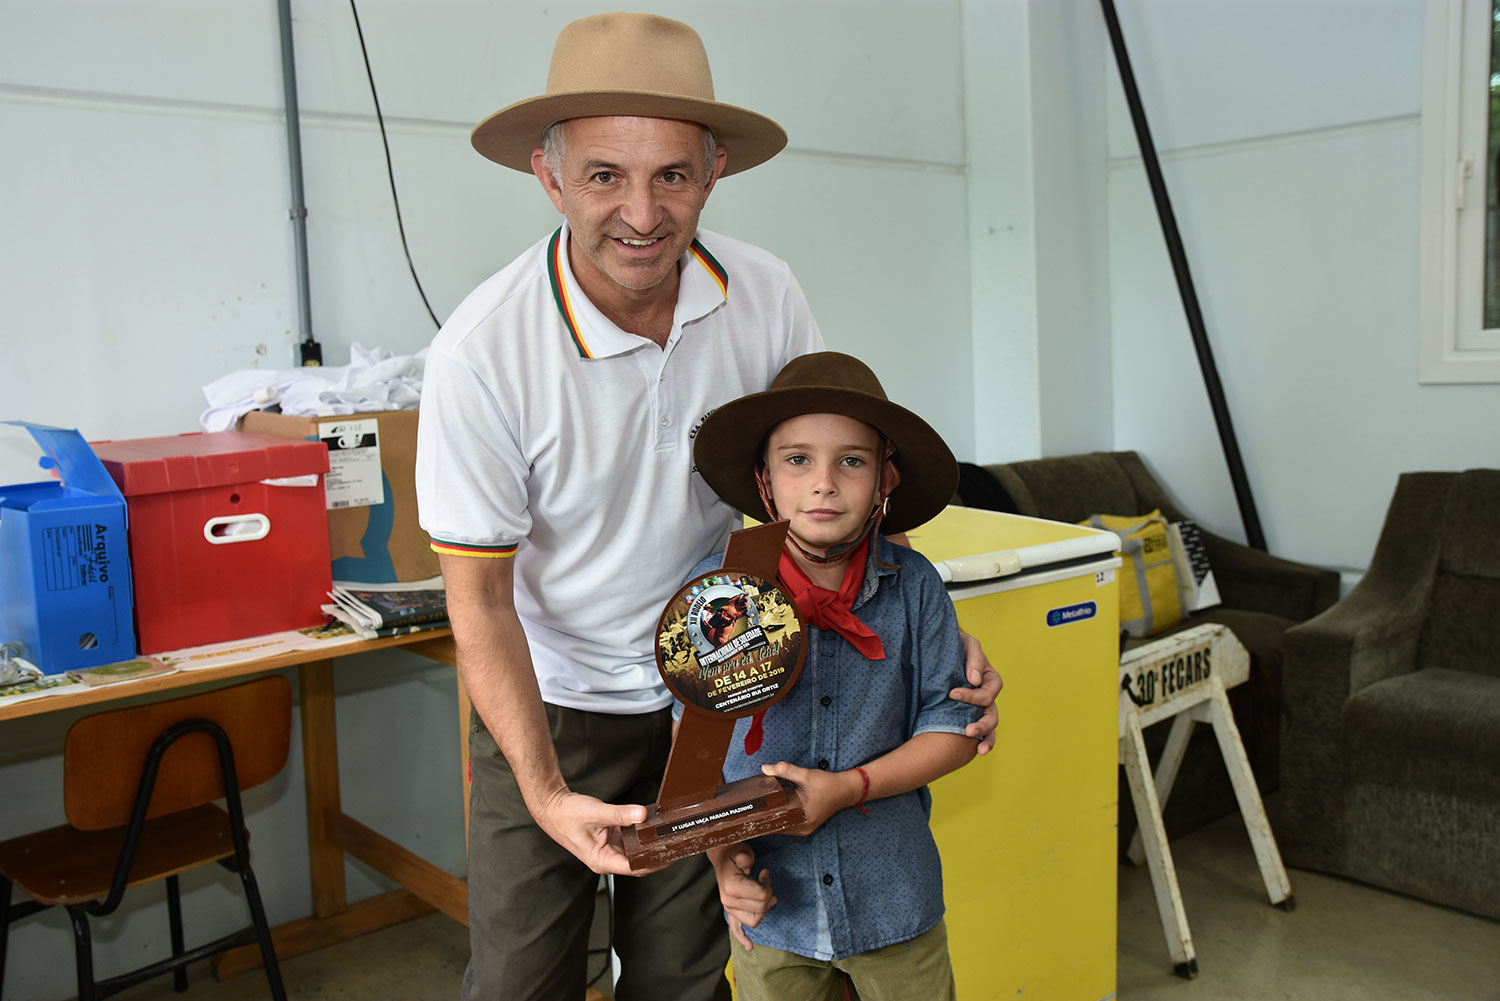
[167,874,188,992]
[237,866,288,1001]
[67,904,97,1001]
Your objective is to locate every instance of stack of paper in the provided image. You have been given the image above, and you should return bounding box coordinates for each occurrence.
[323,576,448,640]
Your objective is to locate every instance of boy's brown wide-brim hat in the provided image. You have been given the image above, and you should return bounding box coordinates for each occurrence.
[472,12,787,177]
[693,353,958,536]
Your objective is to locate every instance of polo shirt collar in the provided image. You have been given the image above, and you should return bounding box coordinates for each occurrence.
[547,222,731,360]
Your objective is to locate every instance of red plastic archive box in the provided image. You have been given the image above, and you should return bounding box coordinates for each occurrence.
[89,431,333,654]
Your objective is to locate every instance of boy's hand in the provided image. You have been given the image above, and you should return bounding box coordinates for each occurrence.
[949,630,1003,754]
[761,761,862,835]
[709,843,776,949]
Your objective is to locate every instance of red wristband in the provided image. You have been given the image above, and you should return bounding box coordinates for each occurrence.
[853,766,871,816]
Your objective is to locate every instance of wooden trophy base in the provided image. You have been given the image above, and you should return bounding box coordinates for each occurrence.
[621,773,804,871]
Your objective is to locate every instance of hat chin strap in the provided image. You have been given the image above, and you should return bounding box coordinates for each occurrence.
[755,443,896,568]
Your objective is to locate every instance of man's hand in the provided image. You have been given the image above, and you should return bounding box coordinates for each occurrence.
[709,844,776,949]
[533,788,648,876]
[949,630,1003,754]
[760,761,861,835]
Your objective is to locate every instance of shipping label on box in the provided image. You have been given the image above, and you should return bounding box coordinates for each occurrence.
[239,410,437,583]
[319,418,385,510]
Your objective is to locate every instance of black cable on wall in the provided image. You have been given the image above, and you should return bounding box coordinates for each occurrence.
[349,0,442,331]
[1099,0,1267,552]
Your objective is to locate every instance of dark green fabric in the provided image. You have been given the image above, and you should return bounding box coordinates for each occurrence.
[1280,469,1500,921]
[987,454,1146,525]
[1415,469,1500,679]
[1344,669,1500,802]
[1437,469,1500,576]
[1419,572,1500,679]
[1345,785,1500,922]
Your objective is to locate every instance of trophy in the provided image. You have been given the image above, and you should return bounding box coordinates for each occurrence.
[621,521,807,869]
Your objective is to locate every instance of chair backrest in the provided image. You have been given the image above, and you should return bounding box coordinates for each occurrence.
[987,451,1181,524]
[1418,469,1500,679]
[63,675,292,831]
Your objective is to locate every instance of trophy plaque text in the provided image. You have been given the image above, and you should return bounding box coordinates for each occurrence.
[621,520,807,869]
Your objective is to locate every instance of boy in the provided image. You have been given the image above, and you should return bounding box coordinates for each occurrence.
[684,351,979,1000]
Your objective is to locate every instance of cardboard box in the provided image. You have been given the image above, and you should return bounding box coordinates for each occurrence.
[239,410,437,583]
[89,431,333,654]
[0,421,136,673]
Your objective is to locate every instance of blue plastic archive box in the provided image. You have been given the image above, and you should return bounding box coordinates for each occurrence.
[0,421,136,673]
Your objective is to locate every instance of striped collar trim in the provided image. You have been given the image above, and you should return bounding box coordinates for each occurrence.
[688,239,728,299]
[546,227,731,360]
[430,539,517,559]
[547,228,591,359]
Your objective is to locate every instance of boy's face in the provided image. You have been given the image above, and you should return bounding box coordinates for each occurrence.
[764,413,884,553]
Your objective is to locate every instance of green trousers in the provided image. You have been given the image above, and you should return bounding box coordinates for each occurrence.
[730,918,956,1001]
[463,703,732,1001]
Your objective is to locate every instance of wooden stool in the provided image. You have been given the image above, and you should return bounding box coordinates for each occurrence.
[1117,624,1293,978]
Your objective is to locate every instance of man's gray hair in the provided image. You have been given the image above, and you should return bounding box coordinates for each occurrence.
[541,121,719,185]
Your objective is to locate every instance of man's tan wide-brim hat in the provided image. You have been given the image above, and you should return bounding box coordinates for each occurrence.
[472,12,787,177]
[693,353,959,536]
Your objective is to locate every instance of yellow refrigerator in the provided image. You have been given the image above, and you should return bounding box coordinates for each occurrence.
[911,506,1122,1001]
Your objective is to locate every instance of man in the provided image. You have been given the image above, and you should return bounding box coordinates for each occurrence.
[415,13,1001,1001]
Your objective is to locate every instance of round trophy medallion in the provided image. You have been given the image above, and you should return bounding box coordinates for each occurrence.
[656,569,805,717]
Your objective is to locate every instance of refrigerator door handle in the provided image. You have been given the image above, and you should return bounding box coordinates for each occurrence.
[936,550,1024,583]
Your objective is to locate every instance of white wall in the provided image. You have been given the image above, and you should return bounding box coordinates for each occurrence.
[1104,0,1497,577]
[0,0,976,458]
[964,0,1112,463]
[0,4,981,998]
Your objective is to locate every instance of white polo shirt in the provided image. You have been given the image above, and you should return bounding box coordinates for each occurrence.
[416,223,823,713]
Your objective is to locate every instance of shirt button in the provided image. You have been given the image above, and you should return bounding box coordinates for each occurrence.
[660,417,670,427]
[817,758,829,770]
[822,874,834,886]
[820,696,831,707]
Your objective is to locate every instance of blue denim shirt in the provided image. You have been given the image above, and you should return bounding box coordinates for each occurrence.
[679,533,979,960]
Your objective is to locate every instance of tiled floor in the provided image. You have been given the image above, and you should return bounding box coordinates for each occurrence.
[114,809,1500,1000]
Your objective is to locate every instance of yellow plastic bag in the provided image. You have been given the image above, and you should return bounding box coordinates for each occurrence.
[1080,510,1186,637]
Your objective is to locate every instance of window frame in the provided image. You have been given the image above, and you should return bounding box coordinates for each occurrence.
[1420,0,1500,382]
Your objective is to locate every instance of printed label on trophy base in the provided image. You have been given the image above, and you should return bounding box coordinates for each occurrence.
[621,773,804,871]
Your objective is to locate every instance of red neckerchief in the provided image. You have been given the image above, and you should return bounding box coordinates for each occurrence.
[744,536,886,755]
[778,536,885,660]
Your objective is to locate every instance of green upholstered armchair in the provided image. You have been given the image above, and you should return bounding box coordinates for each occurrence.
[957,451,1340,848]
[1278,469,1500,920]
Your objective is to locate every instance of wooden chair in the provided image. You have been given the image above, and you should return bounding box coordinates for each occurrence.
[0,676,291,1000]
